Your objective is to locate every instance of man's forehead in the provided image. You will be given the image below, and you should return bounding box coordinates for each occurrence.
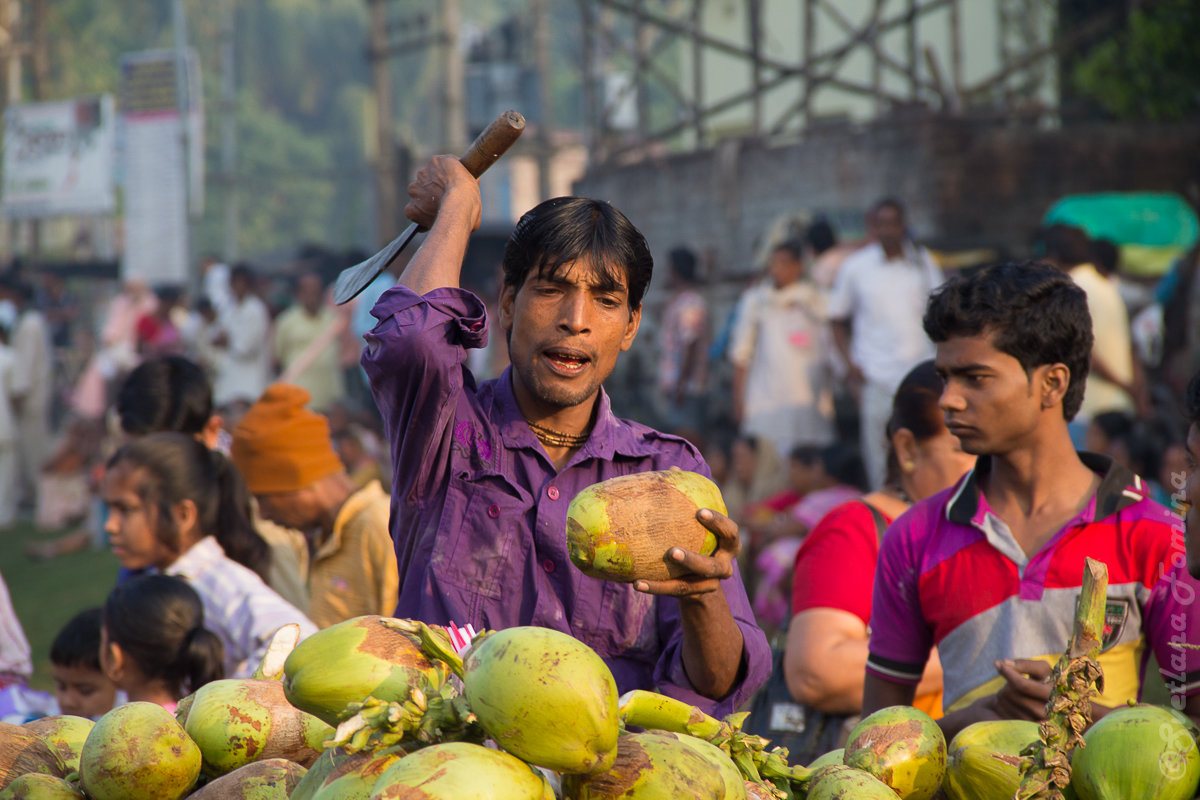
[533,258,628,292]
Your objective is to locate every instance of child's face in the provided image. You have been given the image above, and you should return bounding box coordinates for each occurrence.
[52,662,116,719]
[102,463,175,571]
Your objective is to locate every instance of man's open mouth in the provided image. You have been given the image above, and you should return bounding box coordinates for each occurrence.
[545,348,590,375]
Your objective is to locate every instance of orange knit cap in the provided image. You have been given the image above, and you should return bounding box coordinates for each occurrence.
[231,383,345,494]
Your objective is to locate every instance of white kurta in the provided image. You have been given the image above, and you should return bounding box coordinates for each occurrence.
[214,296,272,407]
[9,310,51,505]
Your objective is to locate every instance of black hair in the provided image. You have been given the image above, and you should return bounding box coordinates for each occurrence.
[117,356,214,437]
[871,197,905,219]
[820,441,869,492]
[1090,238,1120,277]
[103,575,224,698]
[668,247,698,284]
[230,263,256,284]
[789,444,823,466]
[1187,371,1200,427]
[194,297,215,315]
[923,261,1092,421]
[1090,410,1135,444]
[884,359,952,486]
[50,608,104,671]
[502,197,653,310]
[772,238,805,262]
[154,284,185,306]
[107,433,271,581]
[805,219,837,255]
[1040,224,1092,268]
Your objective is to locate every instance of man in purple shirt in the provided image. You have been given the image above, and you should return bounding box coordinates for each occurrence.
[362,156,770,715]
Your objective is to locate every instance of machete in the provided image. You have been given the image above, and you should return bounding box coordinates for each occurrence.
[333,109,526,305]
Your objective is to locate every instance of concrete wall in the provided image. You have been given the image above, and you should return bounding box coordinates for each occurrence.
[576,114,1200,282]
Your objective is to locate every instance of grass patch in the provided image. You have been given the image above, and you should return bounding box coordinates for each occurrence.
[2,520,118,691]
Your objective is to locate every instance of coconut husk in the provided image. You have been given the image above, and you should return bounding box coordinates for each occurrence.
[0,722,67,790]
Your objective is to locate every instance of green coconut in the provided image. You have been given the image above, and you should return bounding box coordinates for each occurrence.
[565,732,727,799]
[0,721,66,790]
[807,748,845,771]
[289,748,351,800]
[806,764,901,799]
[310,749,405,800]
[463,626,619,774]
[942,719,1040,800]
[566,470,725,582]
[658,732,748,800]
[78,702,201,800]
[283,616,442,726]
[1071,705,1200,800]
[181,678,332,777]
[370,742,554,800]
[842,706,945,800]
[0,773,83,800]
[21,715,94,775]
[185,759,308,800]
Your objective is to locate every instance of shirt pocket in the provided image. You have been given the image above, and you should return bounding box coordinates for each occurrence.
[590,579,660,665]
[429,471,522,606]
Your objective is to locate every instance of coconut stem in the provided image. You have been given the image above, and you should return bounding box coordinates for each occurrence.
[1015,557,1108,800]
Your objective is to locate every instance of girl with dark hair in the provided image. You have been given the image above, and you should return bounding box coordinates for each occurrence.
[101,574,224,711]
[102,432,317,678]
[778,361,975,758]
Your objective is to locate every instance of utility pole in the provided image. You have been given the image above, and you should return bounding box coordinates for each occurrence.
[368,0,399,243]
[220,0,238,262]
[440,0,465,153]
[171,0,192,277]
[533,0,553,201]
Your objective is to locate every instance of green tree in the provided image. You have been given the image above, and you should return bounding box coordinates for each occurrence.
[1071,0,1200,122]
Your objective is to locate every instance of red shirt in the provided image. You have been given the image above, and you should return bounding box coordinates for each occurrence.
[791,500,893,625]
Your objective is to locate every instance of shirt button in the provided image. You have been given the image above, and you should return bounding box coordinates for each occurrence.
[542,559,556,573]
[547,486,560,500]
[487,504,500,518]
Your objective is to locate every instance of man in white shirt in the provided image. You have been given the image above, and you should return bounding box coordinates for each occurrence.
[730,239,834,463]
[212,264,272,410]
[1,279,53,509]
[828,199,943,489]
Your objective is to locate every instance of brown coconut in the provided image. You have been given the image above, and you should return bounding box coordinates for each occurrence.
[566,470,727,582]
[0,721,66,790]
[186,759,308,800]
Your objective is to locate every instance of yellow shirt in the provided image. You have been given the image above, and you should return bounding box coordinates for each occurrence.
[309,481,398,629]
[1069,263,1135,417]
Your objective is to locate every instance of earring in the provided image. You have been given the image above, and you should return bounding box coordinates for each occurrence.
[902,460,916,473]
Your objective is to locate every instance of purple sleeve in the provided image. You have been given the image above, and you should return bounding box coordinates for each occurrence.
[361,285,488,495]
[865,509,933,685]
[1145,555,1200,700]
[650,448,773,716]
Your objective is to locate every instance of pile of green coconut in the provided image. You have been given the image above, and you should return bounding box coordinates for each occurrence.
[1,469,1197,799]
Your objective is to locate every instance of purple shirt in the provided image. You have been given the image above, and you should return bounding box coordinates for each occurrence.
[363,285,770,714]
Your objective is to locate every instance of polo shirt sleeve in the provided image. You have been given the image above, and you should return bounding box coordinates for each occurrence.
[650,447,773,716]
[1144,551,1200,699]
[865,509,933,686]
[792,501,880,625]
[361,284,489,494]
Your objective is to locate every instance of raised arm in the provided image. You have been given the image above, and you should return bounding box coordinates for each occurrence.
[398,156,482,295]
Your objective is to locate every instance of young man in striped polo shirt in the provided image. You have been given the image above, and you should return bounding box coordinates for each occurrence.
[861,261,1200,738]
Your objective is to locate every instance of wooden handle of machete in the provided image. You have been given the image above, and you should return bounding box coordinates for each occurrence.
[459,110,526,178]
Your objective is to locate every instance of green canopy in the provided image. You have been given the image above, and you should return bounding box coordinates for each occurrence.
[1043,193,1199,277]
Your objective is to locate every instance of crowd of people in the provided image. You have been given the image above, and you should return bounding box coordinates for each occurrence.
[0,154,1199,773]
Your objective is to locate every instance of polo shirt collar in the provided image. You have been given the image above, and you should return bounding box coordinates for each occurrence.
[491,367,656,464]
[946,451,1145,528]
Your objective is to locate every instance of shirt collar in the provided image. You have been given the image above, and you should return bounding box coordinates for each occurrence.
[946,451,1145,527]
[491,367,660,464]
[164,535,224,579]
